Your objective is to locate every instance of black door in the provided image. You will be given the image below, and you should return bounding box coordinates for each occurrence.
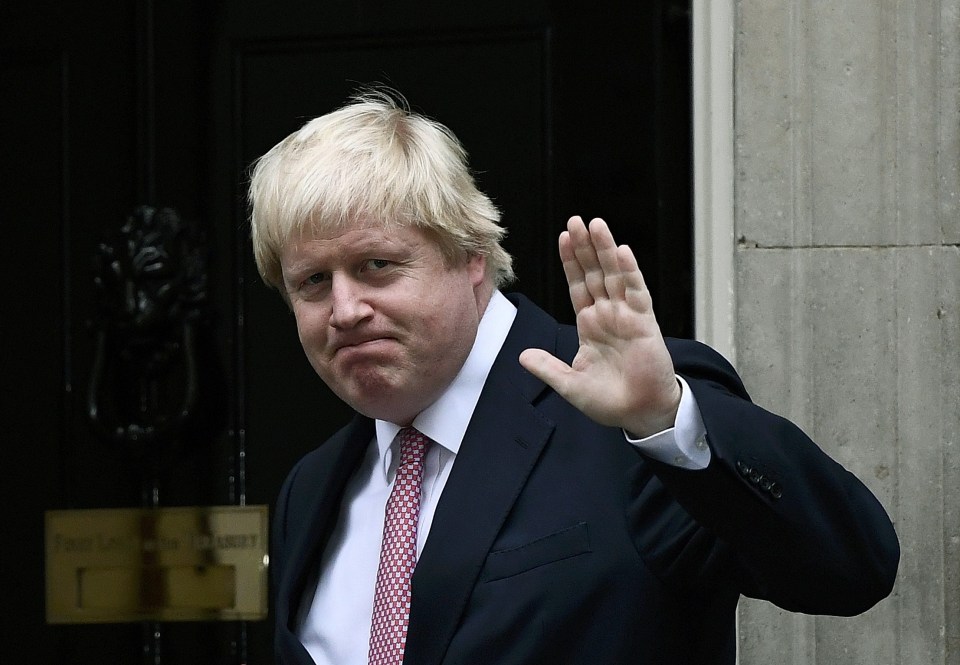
[1,1,691,662]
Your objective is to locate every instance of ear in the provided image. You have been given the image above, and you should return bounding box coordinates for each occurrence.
[466,253,487,287]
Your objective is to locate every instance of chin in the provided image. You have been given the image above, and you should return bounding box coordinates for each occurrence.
[338,383,409,421]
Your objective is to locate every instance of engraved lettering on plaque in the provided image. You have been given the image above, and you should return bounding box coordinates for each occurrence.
[45,506,268,624]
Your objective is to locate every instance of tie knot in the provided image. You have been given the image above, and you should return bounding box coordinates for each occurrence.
[397,427,429,467]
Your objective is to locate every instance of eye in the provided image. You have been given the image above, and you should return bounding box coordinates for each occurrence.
[305,272,328,285]
[363,259,391,271]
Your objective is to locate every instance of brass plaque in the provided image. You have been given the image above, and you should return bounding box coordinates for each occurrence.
[45,505,268,624]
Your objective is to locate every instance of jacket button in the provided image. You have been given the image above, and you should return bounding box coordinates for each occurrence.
[769,482,783,499]
[736,460,751,476]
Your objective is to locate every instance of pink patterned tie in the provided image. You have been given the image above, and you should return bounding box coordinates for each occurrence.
[368,427,430,665]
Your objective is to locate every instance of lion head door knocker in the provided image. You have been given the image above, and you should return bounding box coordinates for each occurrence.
[87,206,208,470]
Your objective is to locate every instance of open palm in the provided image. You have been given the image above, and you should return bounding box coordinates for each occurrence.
[519,216,681,438]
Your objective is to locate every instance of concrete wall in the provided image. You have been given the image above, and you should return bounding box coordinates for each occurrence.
[731,0,960,662]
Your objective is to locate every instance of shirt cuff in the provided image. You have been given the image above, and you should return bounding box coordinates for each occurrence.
[623,376,710,470]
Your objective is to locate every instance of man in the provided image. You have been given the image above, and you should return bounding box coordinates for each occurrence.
[249,90,899,665]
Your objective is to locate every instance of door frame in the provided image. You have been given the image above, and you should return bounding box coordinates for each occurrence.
[692,0,736,365]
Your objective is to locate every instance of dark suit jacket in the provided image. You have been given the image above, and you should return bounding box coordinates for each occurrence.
[272,294,899,664]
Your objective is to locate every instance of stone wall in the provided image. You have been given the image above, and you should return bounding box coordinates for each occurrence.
[732,1,960,662]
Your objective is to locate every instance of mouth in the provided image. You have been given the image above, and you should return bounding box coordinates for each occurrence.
[331,336,395,356]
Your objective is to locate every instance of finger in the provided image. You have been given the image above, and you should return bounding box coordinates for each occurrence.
[587,218,627,300]
[559,230,593,312]
[567,216,608,301]
[616,244,654,314]
[518,348,575,399]
[615,243,646,289]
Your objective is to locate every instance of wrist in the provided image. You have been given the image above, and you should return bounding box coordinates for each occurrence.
[623,379,682,439]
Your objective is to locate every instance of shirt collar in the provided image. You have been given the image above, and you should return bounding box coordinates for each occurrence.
[374,290,517,477]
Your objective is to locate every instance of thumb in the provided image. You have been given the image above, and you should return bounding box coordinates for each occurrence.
[518,348,575,397]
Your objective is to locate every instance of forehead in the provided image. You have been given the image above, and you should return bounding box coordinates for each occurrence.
[281,218,434,263]
[314,217,432,246]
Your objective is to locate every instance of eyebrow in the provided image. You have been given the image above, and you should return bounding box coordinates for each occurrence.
[283,236,412,275]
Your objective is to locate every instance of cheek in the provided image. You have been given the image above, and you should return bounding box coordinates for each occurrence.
[416,279,480,339]
[294,308,329,346]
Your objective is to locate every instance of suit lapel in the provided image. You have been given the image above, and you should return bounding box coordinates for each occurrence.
[278,416,374,645]
[405,294,561,665]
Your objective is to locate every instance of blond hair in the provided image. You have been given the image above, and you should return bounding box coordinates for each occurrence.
[248,89,514,290]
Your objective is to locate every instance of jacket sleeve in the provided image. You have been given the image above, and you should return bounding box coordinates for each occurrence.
[632,338,899,616]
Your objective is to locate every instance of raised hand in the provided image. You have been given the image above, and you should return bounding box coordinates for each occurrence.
[518,216,681,438]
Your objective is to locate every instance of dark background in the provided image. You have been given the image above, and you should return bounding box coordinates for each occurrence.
[0,1,692,662]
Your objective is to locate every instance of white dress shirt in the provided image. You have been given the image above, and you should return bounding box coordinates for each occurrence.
[298,291,708,664]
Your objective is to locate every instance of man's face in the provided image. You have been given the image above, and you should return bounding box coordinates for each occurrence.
[280,219,490,425]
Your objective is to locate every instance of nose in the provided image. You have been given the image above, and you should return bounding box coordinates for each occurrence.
[328,274,373,329]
